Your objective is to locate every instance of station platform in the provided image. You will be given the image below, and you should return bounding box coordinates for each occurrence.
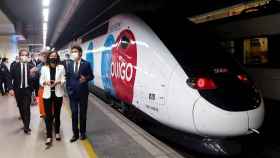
[73,94,184,158]
[0,95,89,158]
[0,93,184,158]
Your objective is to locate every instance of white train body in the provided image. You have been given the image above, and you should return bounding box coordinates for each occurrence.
[79,14,264,138]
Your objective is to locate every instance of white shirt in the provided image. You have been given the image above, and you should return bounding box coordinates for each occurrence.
[40,65,66,99]
[74,59,81,73]
[20,62,28,88]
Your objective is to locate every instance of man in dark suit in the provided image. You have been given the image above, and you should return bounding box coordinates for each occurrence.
[63,53,71,76]
[0,58,9,95]
[7,49,36,134]
[65,45,93,142]
[10,56,20,69]
[0,59,10,95]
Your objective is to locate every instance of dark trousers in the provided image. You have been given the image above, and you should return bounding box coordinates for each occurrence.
[70,94,88,137]
[34,80,40,96]
[43,92,63,138]
[0,80,5,95]
[15,88,32,129]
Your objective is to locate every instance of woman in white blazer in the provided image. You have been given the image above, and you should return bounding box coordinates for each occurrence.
[40,51,65,146]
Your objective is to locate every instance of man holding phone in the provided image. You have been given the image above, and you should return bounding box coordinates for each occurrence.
[65,45,94,142]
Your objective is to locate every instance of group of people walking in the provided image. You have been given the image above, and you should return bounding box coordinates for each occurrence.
[3,45,94,147]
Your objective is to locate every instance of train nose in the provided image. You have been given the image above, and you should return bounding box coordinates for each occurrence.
[247,98,265,134]
[193,97,264,137]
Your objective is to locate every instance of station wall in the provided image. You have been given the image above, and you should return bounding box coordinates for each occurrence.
[248,68,280,101]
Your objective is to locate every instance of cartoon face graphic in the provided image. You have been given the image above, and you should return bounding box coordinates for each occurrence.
[111,30,137,104]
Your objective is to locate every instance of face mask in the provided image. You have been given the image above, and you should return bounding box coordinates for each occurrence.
[71,53,79,61]
[20,56,28,63]
[16,59,20,63]
[49,58,57,64]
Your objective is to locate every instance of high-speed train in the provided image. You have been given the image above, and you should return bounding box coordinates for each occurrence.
[74,13,264,155]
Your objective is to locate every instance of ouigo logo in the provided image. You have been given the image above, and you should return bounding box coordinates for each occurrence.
[111,30,137,104]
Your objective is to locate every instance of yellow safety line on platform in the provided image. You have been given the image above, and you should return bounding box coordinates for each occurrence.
[63,99,98,158]
[81,139,98,158]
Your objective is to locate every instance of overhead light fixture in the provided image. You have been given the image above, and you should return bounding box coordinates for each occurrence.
[43,22,48,31]
[43,8,49,19]
[42,0,50,7]
[42,0,50,48]
[43,31,47,38]
[43,22,48,47]
[43,12,48,22]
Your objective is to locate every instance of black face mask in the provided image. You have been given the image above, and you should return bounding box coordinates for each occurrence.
[49,58,57,64]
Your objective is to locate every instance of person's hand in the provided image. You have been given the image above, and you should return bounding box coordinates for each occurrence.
[43,81,51,86]
[30,67,38,73]
[49,80,56,88]
[9,90,15,96]
[54,81,61,85]
[79,75,87,83]
[30,67,37,77]
[51,81,61,87]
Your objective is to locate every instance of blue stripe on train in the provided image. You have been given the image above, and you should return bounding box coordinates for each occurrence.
[86,41,94,85]
[101,34,115,97]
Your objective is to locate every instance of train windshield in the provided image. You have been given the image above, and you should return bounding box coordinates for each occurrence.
[139,12,261,111]
[139,12,243,76]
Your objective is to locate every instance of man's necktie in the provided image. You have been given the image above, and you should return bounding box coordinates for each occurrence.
[75,62,78,73]
[22,63,26,88]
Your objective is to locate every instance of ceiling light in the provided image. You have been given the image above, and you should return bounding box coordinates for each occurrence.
[42,0,50,7]
[43,13,48,22]
[43,8,49,18]
[43,22,48,31]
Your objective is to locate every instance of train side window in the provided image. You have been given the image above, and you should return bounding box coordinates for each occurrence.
[120,36,130,49]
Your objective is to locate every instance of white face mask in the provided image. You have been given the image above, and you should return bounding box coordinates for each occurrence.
[16,59,20,63]
[20,56,28,63]
[71,53,79,61]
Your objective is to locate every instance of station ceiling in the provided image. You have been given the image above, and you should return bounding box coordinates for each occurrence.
[0,0,248,50]
[200,0,280,39]
[0,0,43,51]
